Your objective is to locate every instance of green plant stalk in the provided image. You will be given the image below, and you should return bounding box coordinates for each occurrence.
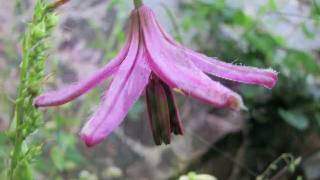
[256,154,300,180]
[134,0,143,8]
[8,0,65,179]
[10,34,34,180]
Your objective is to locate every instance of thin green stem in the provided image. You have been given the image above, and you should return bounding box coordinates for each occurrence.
[9,50,29,179]
[133,0,143,8]
[8,0,68,178]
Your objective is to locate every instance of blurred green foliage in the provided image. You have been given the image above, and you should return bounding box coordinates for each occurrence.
[179,0,320,178]
[180,0,320,131]
[0,0,319,179]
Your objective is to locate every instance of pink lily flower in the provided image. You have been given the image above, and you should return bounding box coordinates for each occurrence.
[34,5,278,147]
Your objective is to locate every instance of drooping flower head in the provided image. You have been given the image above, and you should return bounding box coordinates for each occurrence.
[34,4,277,147]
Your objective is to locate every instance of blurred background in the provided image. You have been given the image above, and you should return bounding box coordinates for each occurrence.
[1,0,320,179]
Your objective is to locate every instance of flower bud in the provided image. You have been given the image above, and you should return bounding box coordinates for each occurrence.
[32,21,46,38]
[46,14,59,28]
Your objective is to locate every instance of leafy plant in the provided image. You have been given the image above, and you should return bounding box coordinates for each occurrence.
[7,0,67,179]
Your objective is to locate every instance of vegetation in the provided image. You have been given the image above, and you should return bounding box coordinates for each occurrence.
[0,0,319,179]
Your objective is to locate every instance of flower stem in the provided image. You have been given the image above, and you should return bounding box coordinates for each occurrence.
[133,0,143,8]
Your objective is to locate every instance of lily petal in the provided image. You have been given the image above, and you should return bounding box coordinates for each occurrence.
[186,52,278,89]
[140,6,244,110]
[80,13,152,146]
[33,12,136,107]
[80,50,151,147]
[153,8,278,89]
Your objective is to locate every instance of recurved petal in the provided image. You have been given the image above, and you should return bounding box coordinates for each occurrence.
[80,52,150,147]
[153,7,278,89]
[80,14,151,146]
[33,10,137,108]
[34,59,121,107]
[139,6,244,110]
[186,52,278,89]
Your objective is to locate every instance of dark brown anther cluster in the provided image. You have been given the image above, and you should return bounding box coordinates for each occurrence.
[146,73,184,145]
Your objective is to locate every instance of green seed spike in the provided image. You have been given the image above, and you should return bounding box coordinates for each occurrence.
[8,0,69,179]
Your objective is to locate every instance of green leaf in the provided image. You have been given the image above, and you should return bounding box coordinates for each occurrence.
[278,109,309,130]
[302,23,316,39]
[50,146,65,171]
[223,9,254,28]
[259,0,277,15]
[315,113,320,128]
[284,49,320,75]
[245,31,283,55]
[313,0,320,15]
[268,0,277,11]
[13,161,33,180]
